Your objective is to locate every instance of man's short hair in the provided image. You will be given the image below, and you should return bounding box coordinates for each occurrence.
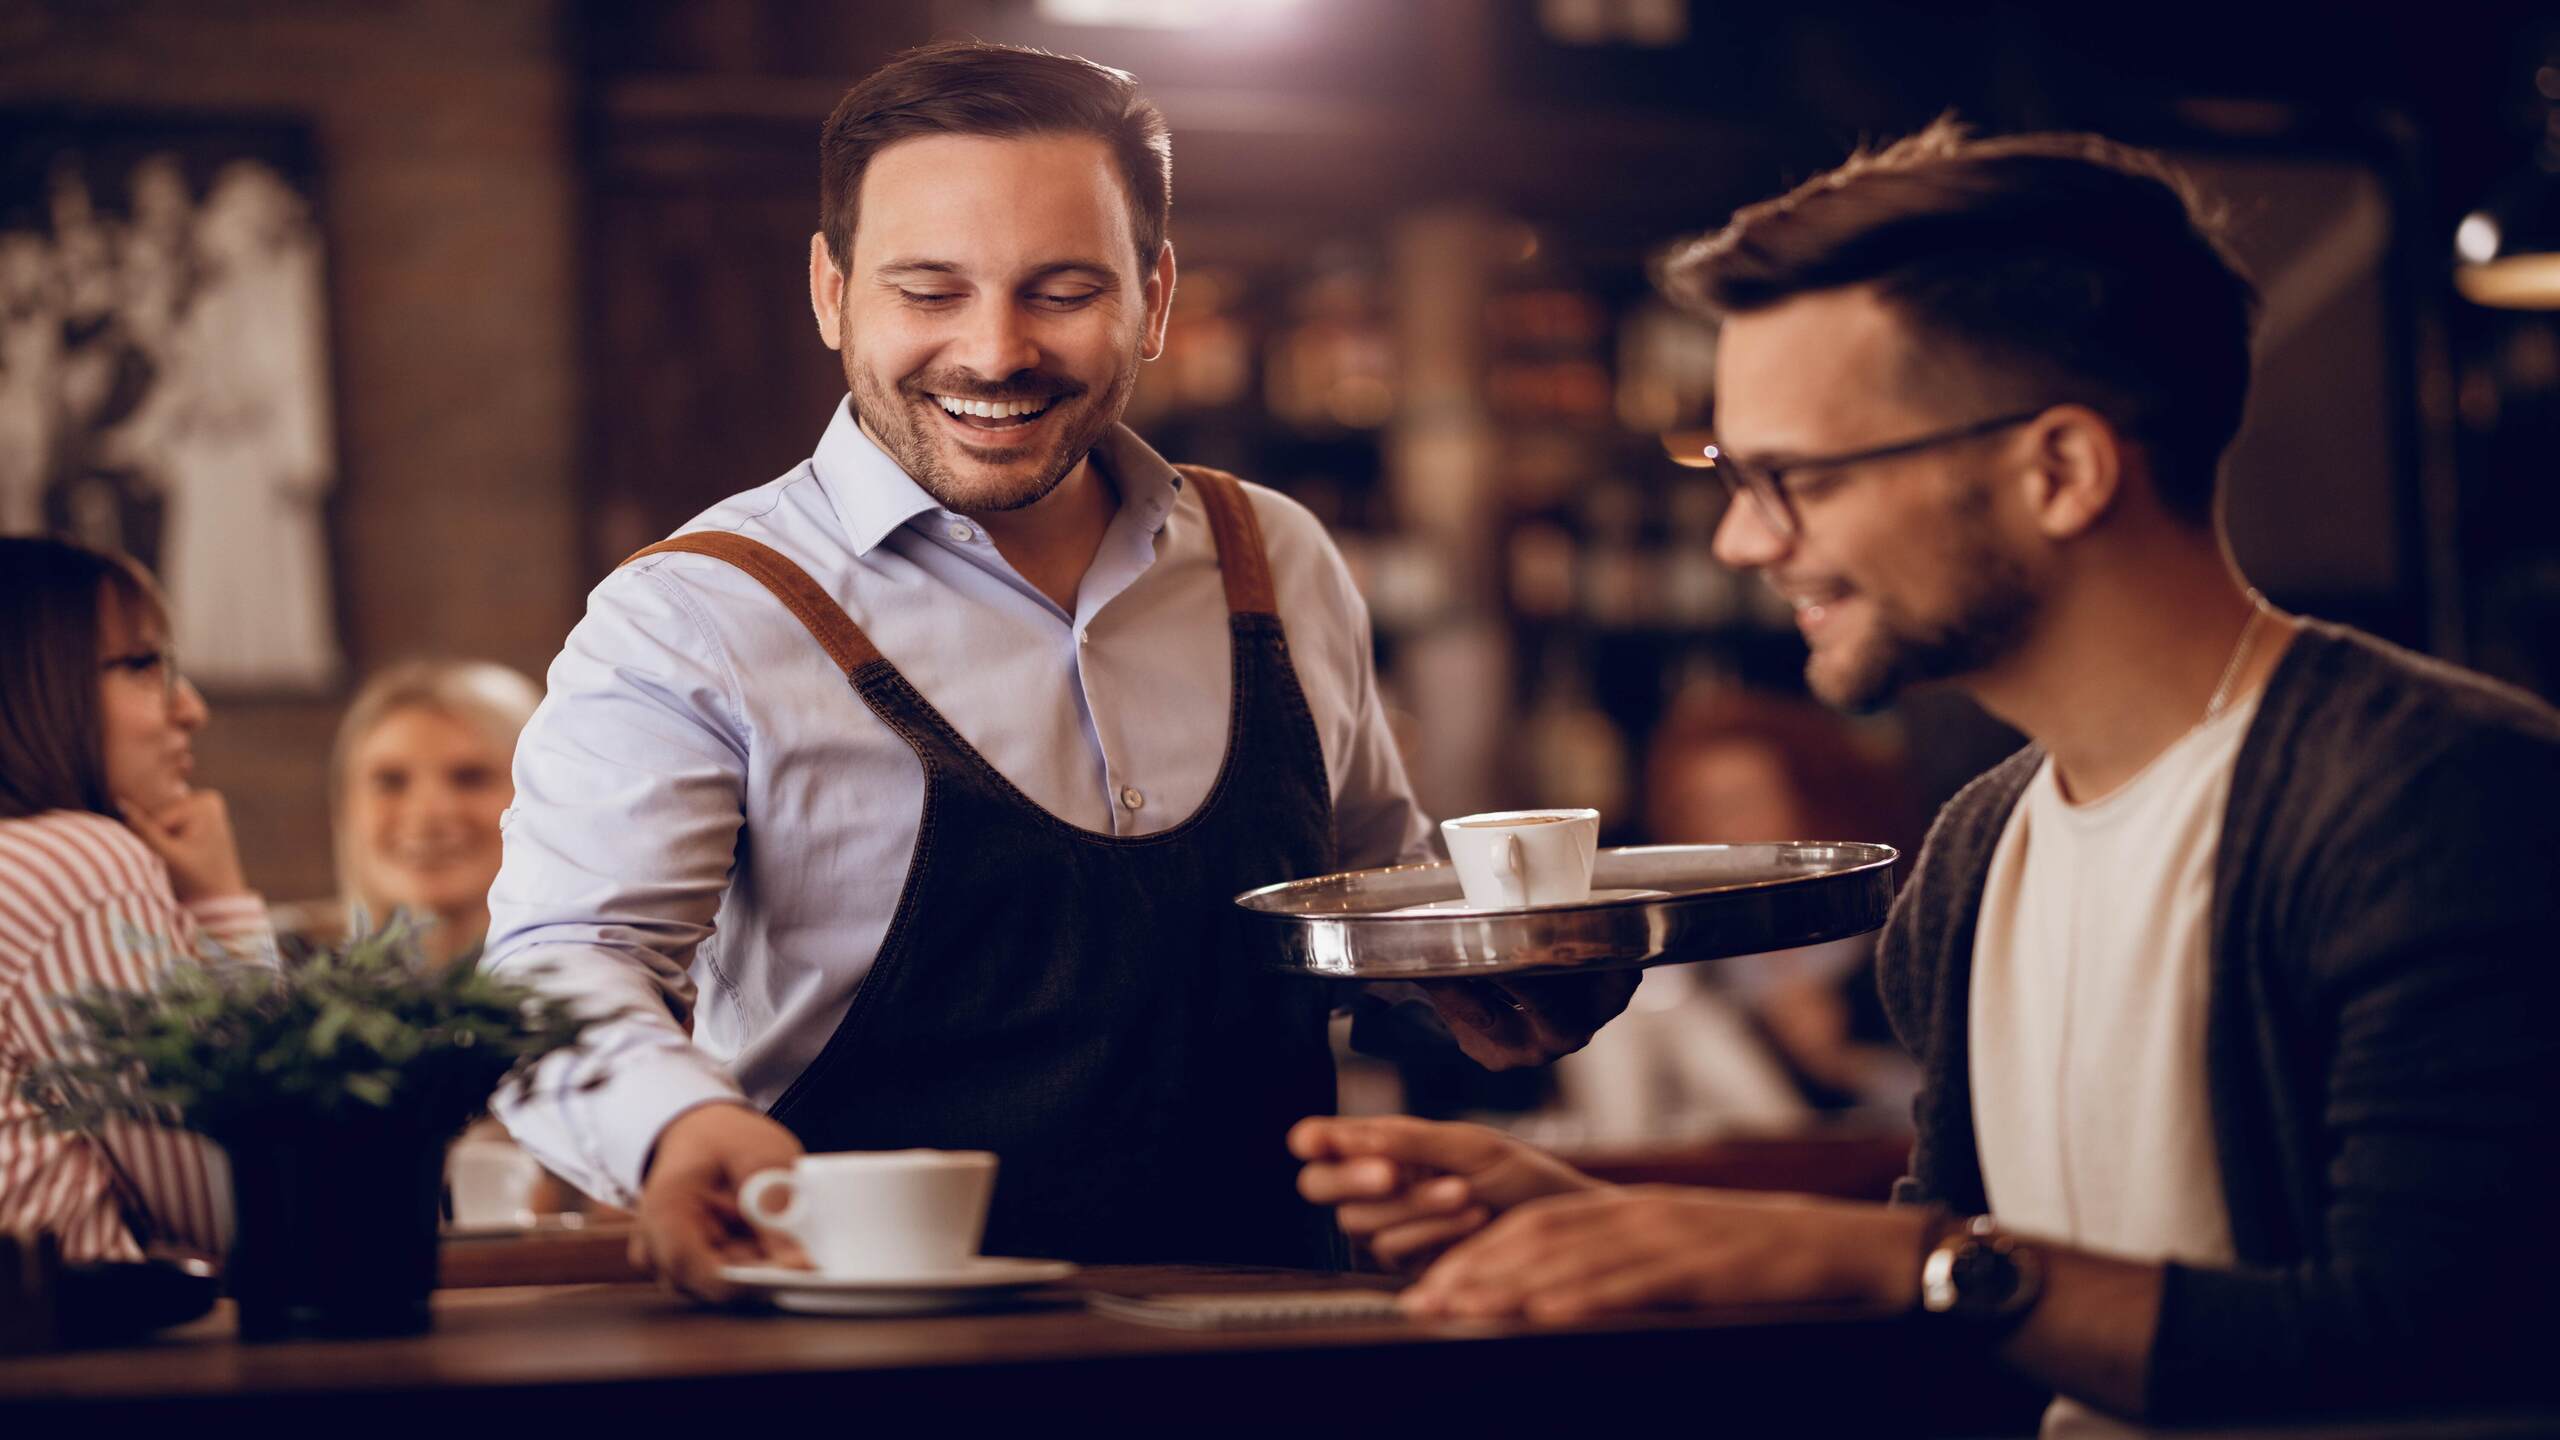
[1658,118,2259,526]
[820,41,1171,273]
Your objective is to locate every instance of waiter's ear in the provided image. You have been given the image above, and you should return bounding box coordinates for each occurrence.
[1140,240,1176,363]
[811,232,847,351]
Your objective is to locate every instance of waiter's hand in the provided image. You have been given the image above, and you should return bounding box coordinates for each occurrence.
[1292,1115,1601,1270]
[632,1102,807,1302]
[1417,969,1641,1069]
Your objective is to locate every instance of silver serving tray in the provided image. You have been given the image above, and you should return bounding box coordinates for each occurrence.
[1236,842,1898,980]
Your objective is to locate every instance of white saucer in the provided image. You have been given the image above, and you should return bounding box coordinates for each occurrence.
[720,1256,1078,1315]
[1384,887,1670,916]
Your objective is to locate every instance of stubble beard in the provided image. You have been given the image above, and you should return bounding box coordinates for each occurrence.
[1809,485,2038,714]
[848,343,1140,516]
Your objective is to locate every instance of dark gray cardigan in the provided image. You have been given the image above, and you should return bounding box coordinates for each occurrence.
[1878,621,2560,1422]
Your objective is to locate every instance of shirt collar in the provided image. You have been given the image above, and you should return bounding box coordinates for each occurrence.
[811,395,1187,556]
[1091,422,1185,532]
[811,399,942,557]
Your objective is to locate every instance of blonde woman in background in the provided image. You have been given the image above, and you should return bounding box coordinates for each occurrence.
[307,660,588,1223]
[289,660,539,969]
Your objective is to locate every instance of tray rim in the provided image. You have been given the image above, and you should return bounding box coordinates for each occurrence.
[1234,841,1901,980]
[1233,839,1901,918]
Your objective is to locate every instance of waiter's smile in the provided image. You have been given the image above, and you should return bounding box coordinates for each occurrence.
[931,392,1055,426]
[922,387,1070,448]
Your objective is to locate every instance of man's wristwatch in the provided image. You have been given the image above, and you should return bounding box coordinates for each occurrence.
[1919,1214,2044,1327]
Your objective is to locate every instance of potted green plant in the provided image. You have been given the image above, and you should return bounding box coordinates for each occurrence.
[21,921,605,1341]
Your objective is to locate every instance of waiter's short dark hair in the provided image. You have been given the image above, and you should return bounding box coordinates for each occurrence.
[820,41,1171,273]
[1658,118,2259,527]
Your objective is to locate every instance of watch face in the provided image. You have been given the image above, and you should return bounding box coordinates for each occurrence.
[1951,1241,2022,1313]
[1924,1227,2038,1320]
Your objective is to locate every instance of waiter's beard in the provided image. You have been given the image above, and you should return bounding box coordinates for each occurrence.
[850,349,1140,515]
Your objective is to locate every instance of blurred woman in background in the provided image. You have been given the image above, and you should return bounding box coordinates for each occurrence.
[1643,683,1925,1109]
[1538,684,1926,1142]
[280,659,539,970]
[0,535,273,1261]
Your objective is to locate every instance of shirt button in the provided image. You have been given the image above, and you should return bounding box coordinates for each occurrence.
[1119,786,1144,811]
[946,520,975,543]
[1078,630,1091,646]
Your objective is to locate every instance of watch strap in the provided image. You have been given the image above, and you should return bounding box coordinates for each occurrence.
[1920,1214,2043,1329]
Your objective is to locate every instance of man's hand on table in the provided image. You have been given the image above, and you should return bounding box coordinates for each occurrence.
[1417,969,1641,1069]
[633,1103,807,1302]
[1399,1184,1933,1324]
[1291,1116,1601,1269]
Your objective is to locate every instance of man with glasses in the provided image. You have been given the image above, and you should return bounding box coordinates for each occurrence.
[1292,120,2560,1429]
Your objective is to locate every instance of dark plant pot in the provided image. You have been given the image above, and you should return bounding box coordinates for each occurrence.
[220,1113,448,1341]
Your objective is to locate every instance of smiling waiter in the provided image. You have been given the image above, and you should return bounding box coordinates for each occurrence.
[484,42,1628,1300]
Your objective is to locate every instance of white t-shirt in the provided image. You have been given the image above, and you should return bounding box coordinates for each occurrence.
[1969,698,2260,1440]
[1968,694,2258,1268]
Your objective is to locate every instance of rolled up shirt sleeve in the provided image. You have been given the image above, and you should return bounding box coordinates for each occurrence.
[1261,490,1434,872]
[1330,599,1437,871]
[1254,492,1442,1033]
[482,562,757,1208]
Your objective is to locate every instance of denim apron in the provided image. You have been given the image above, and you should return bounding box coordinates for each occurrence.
[626,467,1342,1267]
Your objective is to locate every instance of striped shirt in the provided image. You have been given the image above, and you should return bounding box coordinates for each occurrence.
[0,809,276,1261]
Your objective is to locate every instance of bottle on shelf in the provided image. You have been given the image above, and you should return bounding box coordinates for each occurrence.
[1265,261,1397,433]
[1519,640,1631,819]
[1614,298,1718,436]
[1577,475,1658,631]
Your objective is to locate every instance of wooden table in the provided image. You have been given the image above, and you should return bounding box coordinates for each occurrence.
[0,1245,2047,1433]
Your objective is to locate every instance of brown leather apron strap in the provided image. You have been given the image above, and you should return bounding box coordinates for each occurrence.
[1174,465,1278,619]
[623,533,884,675]
[628,467,1273,667]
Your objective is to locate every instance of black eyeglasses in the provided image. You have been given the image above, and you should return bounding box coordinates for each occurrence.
[1699,407,2051,542]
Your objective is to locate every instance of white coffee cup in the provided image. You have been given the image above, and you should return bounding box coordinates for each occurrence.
[738,1149,997,1278]
[1439,807,1601,908]
[446,1137,541,1229]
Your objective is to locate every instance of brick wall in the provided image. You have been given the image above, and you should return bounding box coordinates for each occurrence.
[2,0,585,901]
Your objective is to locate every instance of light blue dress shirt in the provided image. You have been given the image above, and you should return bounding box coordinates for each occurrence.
[485,400,1435,1205]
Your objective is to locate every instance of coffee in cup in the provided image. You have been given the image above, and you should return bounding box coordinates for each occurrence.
[1439,807,1601,907]
[738,1149,997,1277]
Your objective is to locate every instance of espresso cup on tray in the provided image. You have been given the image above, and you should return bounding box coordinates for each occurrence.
[1438,807,1600,908]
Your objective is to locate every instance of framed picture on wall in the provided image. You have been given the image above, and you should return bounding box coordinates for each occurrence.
[2,109,343,693]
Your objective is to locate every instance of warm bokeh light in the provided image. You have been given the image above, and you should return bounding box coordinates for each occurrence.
[1036,0,1306,29]
[1659,427,1718,469]
[2455,252,2560,309]
[2456,213,2501,264]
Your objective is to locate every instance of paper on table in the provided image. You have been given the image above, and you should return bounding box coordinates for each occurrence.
[1086,1290,1405,1330]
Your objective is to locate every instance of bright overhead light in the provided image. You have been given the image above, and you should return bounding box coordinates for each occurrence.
[2454,175,2560,310]
[2455,214,2500,266]
[1036,0,1305,29]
